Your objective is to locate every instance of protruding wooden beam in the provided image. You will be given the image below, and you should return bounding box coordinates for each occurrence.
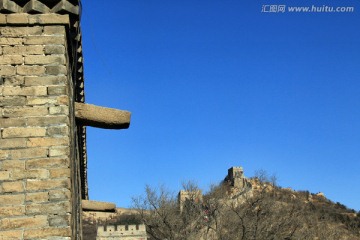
[75,102,131,129]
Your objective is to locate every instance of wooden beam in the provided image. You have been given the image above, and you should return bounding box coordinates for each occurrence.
[75,102,131,129]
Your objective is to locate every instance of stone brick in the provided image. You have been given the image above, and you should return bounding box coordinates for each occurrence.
[3,76,24,86]
[28,14,69,25]
[47,126,69,136]
[0,150,10,160]
[45,65,67,75]
[43,26,66,35]
[0,194,25,205]
[17,65,46,75]
[24,75,67,86]
[2,86,47,96]
[24,35,65,45]
[26,158,69,169]
[24,227,71,238]
[0,160,25,171]
[26,179,70,191]
[0,138,27,149]
[49,147,69,157]
[0,215,47,230]
[25,192,49,203]
[0,26,43,36]
[0,118,26,128]
[44,45,65,54]
[0,96,26,106]
[24,55,66,65]
[6,13,29,24]
[26,96,58,105]
[0,37,23,45]
[0,65,16,76]
[49,168,70,178]
[0,55,23,64]
[48,86,67,95]
[0,171,10,180]
[57,95,69,105]
[0,230,23,239]
[0,206,25,217]
[2,181,24,193]
[26,116,69,127]
[11,169,49,180]
[2,127,47,138]
[10,148,48,160]
[0,14,6,24]
[27,137,69,147]
[49,106,69,115]
[3,45,44,55]
[49,215,70,227]
[49,189,71,201]
[26,202,70,215]
[2,106,48,117]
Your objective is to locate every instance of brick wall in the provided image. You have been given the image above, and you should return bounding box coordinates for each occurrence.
[0,14,81,239]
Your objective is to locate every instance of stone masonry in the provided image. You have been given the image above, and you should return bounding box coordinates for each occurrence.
[0,14,78,239]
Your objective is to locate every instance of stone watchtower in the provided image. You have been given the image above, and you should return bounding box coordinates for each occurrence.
[0,1,130,239]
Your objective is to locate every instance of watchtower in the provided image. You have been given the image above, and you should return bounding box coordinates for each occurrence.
[0,1,130,239]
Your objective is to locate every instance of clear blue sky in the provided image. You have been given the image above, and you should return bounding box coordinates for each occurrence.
[81,0,360,211]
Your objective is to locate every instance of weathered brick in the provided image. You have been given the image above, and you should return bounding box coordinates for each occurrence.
[2,86,47,96]
[24,75,67,86]
[49,106,69,115]
[0,118,26,127]
[27,137,69,147]
[0,37,23,45]
[0,194,25,205]
[12,169,49,180]
[26,158,69,170]
[48,86,67,95]
[0,14,6,24]
[45,65,67,75]
[2,127,47,138]
[24,55,66,65]
[2,106,48,117]
[28,14,69,25]
[44,45,65,54]
[0,26,42,36]
[0,55,23,64]
[24,227,71,238]
[0,170,10,180]
[49,215,70,227]
[24,35,65,45]
[6,13,29,24]
[49,189,71,201]
[27,116,69,126]
[3,45,44,55]
[2,181,24,193]
[0,65,16,76]
[49,168,70,178]
[26,179,70,191]
[48,147,69,157]
[3,76,24,86]
[43,26,66,35]
[26,97,58,105]
[11,148,48,160]
[0,230,23,239]
[47,126,69,136]
[0,96,26,106]
[0,150,10,160]
[0,160,25,171]
[17,65,46,75]
[0,138,27,149]
[0,215,47,230]
[25,192,49,203]
[26,202,70,215]
[0,206,25,217]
